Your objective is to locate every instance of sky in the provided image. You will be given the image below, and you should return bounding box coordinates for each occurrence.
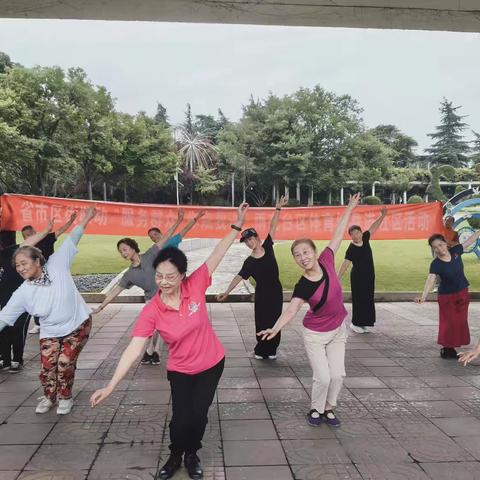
[1,19,479,152]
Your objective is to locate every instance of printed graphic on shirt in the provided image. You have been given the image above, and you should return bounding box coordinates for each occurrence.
[188,301,201,316]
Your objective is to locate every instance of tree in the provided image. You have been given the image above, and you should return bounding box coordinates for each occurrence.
[0,51,13,73]
[154,102,169,125]
[471,131,480,164]
[183,103,194,135]
[370,125,418,167]
[427,98,470,167]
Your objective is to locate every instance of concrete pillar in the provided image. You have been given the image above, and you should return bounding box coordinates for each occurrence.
[340,187,344,205]
[328,191,332,205]
[296,182,300,202]
[308,186,314,206]
[372,183,376,196]
[403,190,407,204]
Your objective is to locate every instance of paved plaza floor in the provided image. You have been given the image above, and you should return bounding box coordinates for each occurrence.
[1,301,480,479]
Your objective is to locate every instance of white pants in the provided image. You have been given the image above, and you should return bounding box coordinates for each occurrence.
[302,322,347,413]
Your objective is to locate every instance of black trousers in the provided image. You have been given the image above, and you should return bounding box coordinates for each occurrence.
[0,313,29,365]
[167,357,225,455]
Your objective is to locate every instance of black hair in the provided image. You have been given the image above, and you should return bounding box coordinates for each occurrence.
[21,225,34,232]
[291,238,317,254]
[12,245,46,267]
[148,227,161,234]
[117,237,140,253]
[428,233,446,247]
[348,225,362,235]
[153,246,187,274]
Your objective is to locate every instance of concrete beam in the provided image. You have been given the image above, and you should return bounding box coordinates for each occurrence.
[1,1,480,33]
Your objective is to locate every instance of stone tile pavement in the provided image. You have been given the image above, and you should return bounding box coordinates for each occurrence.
[1,301,480,479]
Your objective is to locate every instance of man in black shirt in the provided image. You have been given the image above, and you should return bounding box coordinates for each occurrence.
[21,211,77,333]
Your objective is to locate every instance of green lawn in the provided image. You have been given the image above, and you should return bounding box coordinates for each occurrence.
[47,235,479,292]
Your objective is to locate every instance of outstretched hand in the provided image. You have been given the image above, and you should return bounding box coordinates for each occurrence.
[257,328,279,341]
[90,387,112,407]
[236,202,249,225]
[380,206,387,217]
[85,206,98,221]
[348,193,361,209]
[413,297,425,304]
[46,218,55,232]
[177,208,185,222]
[195,210,206,221]
[276,196,288,209]
[458,350,480,366]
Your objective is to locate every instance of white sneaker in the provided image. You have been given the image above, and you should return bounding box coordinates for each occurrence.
[349,324,366,334]
[254,354,264,360]
[29,325,40,334]
[57,398,74,415]
[363,327,373,333]
[35,396,54,414]
[268,355,277,360]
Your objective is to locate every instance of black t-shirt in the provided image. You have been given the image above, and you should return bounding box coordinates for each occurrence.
[238,235,281,290]
[36,232,57,260]
[0,243,23,307]
[345,231,374,275]
[429,244,469,295]
[292,275,324,303]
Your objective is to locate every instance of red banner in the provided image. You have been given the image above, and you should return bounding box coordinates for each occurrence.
[0,194,443,240]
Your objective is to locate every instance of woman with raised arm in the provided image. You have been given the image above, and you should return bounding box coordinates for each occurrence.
[0,207,55,372]
[90,203,249,480]
[258,194,361,429]
[415,229,480,359]
[0,207,97,415]
[337,207,387,334]
[91,209,186,366]
[217,196,288,360]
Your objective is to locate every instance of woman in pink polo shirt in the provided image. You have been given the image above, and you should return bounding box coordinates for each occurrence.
[90,203,249,480]
[258,193,361,428]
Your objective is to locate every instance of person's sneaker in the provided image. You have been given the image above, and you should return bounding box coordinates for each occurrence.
[363,327,372,333]
[349,324,366,334]
[184,453,203,480]
[35,396,55,414]
[323,410,341,427]
[151,352,161,365]
[254,354,264,360]
[268,354,277,360]
[158,454,182,479]
[57,398,74,415]
[140,352,152,365]
[0,360,11,371]
[28,324,40,334]
[440,347,458,359]
[9,361,23,373]
[307,409,323,427]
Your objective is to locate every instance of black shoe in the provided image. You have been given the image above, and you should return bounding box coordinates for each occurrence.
[158,454,182,479]
[140,352,152,365]
[184,453,203,479]
[151,352,161,365]
[440,347,458,359]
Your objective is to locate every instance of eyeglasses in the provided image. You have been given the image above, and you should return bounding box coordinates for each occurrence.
[155,271,181,283]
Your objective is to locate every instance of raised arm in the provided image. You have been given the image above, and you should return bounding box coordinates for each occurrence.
[269,196,288,239]
[90,336,148,406]
[257,297,305,340]
[205,203,249,276]
[461,230,480,250]
[156,209,185,248]
[179,210,206,238]
[217,275,243,301]
[55,212,78,239]
[368,206,387,236]
[20,219,54,247]
[337,259,352,279]
[91,284,125,314]
[414,274,436,304]
[328,193,361,254]
[69,207,97,246]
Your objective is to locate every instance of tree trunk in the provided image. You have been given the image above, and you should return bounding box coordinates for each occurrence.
[231,172,235,207]
[296,182,300,203]
[53,179,57,197]
[87,179,93,200]
[284,178,289,198]
[328,191,332,205]
[272,182,276,205]
[308,186,314,206]
[103,182,107,201]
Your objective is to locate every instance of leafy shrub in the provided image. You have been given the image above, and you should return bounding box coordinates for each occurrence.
[362,195,382,205]
[407,195,424,204]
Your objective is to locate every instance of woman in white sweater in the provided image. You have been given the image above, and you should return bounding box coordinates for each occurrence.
[0,207,97,415]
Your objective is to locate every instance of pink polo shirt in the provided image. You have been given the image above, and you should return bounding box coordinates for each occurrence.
[131,263,225,375]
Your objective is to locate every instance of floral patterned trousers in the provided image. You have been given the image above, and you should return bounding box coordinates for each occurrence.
[39,317,92,401]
